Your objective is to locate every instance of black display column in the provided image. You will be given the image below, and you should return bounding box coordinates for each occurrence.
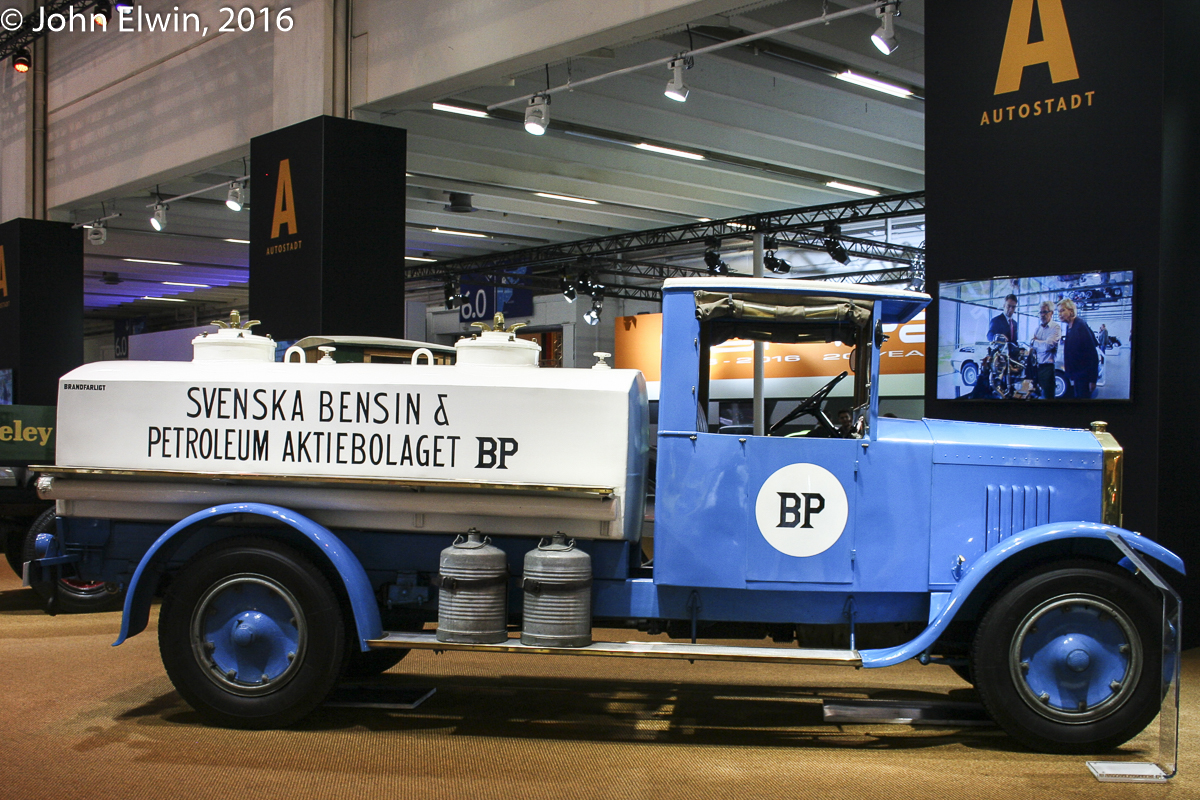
[0,218,83,406]
[249,116,407,341]
[926,0,1199,643]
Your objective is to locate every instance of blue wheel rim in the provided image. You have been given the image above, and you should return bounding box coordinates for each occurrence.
[189,574,307,696]
[1009,594,1142,723]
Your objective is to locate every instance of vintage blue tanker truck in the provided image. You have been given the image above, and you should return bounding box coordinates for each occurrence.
[25,277,1182,754]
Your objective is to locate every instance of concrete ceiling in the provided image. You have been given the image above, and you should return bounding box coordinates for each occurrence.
[63,0,925,327]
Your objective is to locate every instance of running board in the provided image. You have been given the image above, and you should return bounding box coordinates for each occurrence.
[368,631,861,666]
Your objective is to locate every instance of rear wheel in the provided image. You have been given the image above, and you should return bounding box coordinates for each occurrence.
[971,560,1161,753]
[22,507,124,613]
[159,538,347,728]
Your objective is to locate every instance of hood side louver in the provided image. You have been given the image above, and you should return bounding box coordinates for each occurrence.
[986,484,1054,548]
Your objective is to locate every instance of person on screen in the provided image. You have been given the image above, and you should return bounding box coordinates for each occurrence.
[1058,298,1100,398]
[1030,301,1061,399]
[987,294,1019,342]
[1098,324,1110,351]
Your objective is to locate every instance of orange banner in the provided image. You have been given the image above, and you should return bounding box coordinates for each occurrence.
[614,312,925,380]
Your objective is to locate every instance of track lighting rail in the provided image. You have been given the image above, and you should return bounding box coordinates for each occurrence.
[486,1,882,112]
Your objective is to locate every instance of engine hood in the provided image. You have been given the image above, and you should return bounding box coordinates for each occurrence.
[921,418,1102,470]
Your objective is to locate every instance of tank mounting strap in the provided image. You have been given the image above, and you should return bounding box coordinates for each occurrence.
[32,465,614,498]
[369,631,861,666]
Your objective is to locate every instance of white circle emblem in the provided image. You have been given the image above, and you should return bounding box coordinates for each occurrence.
[754,463,849,557]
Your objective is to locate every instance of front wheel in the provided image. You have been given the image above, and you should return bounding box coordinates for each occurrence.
[159,537,347,728]
[971,560,1161,753]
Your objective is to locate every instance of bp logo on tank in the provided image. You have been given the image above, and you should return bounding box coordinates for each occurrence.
[754,463,848,557]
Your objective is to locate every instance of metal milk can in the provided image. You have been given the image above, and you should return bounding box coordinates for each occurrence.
[521,533,592,647]
[435,529,509,644]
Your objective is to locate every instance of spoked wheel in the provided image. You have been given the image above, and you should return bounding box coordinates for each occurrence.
[22,507,124,613]
[159,538,346,728]
[972,560,1161,753]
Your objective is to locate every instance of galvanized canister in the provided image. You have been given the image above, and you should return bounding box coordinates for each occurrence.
[521,533,592,647]
[435,529,509,643]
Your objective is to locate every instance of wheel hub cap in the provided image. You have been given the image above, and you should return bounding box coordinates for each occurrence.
[1010,594,1141,723]
[190,574,306,696]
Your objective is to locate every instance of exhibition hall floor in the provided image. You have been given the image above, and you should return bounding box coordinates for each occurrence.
[0,567,1194,800]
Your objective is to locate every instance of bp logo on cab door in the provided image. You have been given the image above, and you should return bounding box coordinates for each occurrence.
[754,463,848,557]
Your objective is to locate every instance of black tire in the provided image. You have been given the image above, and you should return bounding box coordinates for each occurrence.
[159,537,347,729]
[343,648,408,678]
[971,560,1161,753]
[22,507,124,613]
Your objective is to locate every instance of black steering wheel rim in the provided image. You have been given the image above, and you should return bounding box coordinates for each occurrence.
[768,371,848,435]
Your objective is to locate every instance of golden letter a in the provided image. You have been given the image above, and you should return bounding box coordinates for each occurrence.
[0,245,8,298]
[994,0,1079,95]
[270,159,299,239]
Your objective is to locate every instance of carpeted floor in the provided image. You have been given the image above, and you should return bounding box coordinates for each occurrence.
[0,566,1194,800]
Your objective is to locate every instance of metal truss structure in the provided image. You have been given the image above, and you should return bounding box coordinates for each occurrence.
[407,192,926,286]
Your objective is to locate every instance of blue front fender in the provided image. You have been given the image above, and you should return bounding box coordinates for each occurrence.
[114,503,382,651]
[860,522,1184,668]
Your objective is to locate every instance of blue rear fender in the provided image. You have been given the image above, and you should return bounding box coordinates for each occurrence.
[860,522,1184,668]
[113,502,382,651]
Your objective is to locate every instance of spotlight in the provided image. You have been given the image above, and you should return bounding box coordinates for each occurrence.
[88,224,108,246]
[12,48,31,74]
[871,2,899,56]
[150,203,168,232]
[823,222,851,265]
[703,237,728,275]
[764,252,791,275]
[443,282,461,310]
[664,57,690,102]
[225,181,244,212]
[561,274,577,303]
[92,0,112,26]
[583,297,603,326]
[524,94,550,136]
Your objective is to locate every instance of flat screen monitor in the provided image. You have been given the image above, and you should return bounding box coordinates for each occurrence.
[937,271,1132,401]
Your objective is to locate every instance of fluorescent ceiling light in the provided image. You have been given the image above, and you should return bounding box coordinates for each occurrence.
[141,296,187,302]
[635,143,705,160]
[826,181,881,196]
[834,71,912,98]
[124,258,182,265]
[224,238,251,244]
[405,256,437,262]
[163,281,211,288]
[432,102,490,119]
[534,192,599,205]
[432,227,490,239]
[697,217,712,222]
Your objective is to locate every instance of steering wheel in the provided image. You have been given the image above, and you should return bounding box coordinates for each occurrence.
[768,371,848,435]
